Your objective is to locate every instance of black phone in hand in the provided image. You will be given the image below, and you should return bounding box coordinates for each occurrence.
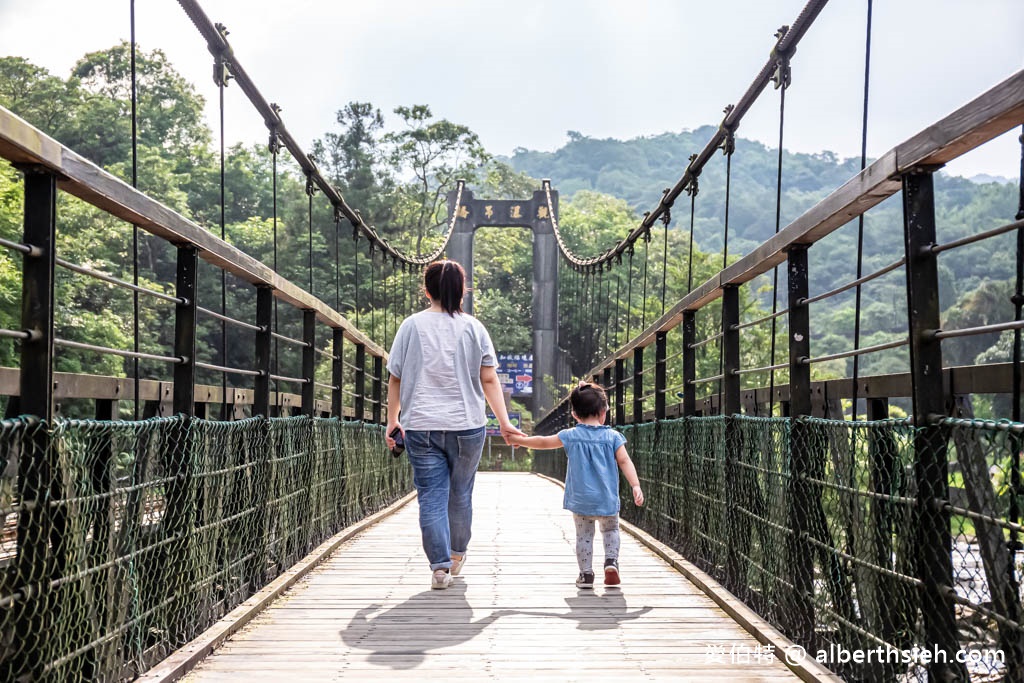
[389,426,404,458]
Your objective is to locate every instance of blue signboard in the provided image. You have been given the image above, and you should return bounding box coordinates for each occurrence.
[496,353,533,397]
[486,411,521,437]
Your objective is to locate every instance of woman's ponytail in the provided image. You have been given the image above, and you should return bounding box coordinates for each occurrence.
[423,259,466,316]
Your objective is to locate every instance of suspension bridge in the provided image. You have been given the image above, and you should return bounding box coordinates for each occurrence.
[1,0,1023,681]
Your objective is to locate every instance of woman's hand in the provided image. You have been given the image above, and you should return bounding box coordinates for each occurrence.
[499,421,526,446]
[385,420,404,450]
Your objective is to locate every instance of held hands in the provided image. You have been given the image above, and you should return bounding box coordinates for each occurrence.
[632,485,645,507]
[505,431,527,447]
[499,421,526,447]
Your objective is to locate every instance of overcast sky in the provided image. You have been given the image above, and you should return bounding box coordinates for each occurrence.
[2,0,1022,182]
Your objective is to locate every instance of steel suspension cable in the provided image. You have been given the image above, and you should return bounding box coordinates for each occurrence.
[307,180,314,295]
[717,139,735,416]
[585,269,593,367]
[626,247,634,343]
[767,38,791,417]
[687,170,699,293]
[1012,125,1024,543]
[335,218,340,312]
[354,238,361,327]
[382,259,388,346]
[218,52,228,420]
[270,130,280,388]
[641,233,650,332]
[661,211,670,316]
[598,266,606,358]
[370,247,377,342]
[130,0,140,420]
[610,264,618,350]
[850,0,873,423]
[590,268,599,365]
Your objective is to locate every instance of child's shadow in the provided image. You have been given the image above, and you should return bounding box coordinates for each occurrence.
[339,583,514,669]
[518,589,653,631]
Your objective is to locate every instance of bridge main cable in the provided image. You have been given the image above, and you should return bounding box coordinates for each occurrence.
[542,0,829,271]
[175,0,458,267]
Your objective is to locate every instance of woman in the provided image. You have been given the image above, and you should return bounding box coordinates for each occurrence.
[385,259,523,590]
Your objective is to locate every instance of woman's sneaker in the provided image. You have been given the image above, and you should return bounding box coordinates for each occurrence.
[450,554,465,577]
[576,571,595,589]
[432,569,452,590]
[604,559,621,586]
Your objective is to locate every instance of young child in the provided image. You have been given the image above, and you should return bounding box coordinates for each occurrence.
[510,382,644,588]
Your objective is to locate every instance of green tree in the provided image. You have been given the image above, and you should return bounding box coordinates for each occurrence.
[384,105,490,255]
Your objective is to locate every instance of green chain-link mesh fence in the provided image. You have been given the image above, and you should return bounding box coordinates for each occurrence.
[535,415,1024,681]
[0,415,410,682]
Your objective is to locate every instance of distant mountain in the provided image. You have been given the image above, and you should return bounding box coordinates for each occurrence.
[969,173,1015,185]
[506,129,1018,264]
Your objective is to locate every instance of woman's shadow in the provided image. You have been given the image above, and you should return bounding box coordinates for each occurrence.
[341,585,652,669]
[340,583,514,669]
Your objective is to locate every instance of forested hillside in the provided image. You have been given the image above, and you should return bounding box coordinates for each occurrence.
[0,45,1020,418]
[510,129,1022,408]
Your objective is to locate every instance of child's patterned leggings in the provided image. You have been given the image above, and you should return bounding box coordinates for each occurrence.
[573,514,620,573]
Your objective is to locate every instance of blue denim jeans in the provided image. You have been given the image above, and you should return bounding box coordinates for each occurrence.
[404,426,486,571]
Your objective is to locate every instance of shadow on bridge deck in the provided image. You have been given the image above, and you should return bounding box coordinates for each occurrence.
[171,474,807,682]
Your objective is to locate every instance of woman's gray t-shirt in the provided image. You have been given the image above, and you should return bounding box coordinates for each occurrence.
[386,311,497,431]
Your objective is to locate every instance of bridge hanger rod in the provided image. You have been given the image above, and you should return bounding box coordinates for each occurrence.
[176,0,449,267]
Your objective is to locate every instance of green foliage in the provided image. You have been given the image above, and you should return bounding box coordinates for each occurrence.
[0,46,1019,422]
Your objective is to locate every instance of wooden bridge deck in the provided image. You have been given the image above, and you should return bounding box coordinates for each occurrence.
[179,473,804,682]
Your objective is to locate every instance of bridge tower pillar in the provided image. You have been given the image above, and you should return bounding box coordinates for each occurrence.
[445,184,560,417]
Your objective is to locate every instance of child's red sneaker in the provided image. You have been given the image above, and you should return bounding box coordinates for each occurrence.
[604,558,620,586]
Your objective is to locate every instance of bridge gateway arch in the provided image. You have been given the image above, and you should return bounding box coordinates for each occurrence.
[445,183,560,416]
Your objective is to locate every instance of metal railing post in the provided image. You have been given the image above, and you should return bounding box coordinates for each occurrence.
[173,246,198,416]
[354,343,366,421]
[19,168,56,421]
[614,358,625,426]
[602,367,612,424]
[251,286,272,588]
[683,311,696,416]
[902,169,964,680]
[254,287,272,417]
[721,286,740,416]
[14,167,57,678]
[655,331,667,420]
[332,329,344,418]
[301,310,315,416]
[721,285,744,592]
[786,243,814,644]
[372,356,383,424]
[633,347,644,423]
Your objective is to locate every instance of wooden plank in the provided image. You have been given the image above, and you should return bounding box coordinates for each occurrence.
[139,490,417,683]
[896,70,1024,171]
[0,105,384,358]
[170,474,806,682]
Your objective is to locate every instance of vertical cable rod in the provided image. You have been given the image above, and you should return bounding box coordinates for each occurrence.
[626,248,634,343]
[851,0,873,423]
[1011,125,1024,543]
[717,145,734,415]
[271,133,280,392]
[767,53,789,417]
[218,51,228,420]
[130,0,140,420]
[641,234,650,333]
